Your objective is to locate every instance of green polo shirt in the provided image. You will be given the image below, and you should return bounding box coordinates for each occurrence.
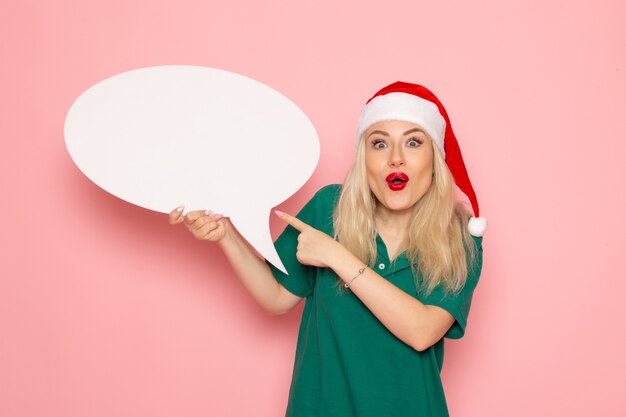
[266,184,484,417]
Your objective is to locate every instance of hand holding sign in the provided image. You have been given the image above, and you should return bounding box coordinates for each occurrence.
[64,65,320,274]
[169,208,228,243]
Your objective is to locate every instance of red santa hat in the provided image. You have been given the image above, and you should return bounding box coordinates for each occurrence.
[357,81,487,237]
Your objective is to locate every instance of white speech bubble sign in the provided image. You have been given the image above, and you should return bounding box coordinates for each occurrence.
[64,65,320,274]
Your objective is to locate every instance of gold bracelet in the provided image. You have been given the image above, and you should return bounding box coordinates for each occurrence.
[344,266,367,288]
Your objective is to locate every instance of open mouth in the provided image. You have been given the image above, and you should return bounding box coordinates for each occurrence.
[386,172,409,190]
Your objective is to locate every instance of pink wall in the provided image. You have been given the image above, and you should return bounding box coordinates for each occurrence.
[1,1,625,416]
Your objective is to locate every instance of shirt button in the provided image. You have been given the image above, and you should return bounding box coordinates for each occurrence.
[378,263,386,270]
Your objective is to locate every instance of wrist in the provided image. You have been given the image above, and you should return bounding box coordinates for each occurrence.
[323,240,344,269]
[331,248,368,286]
[344,265,368,288]
[217,220,237,248]
[326,242,357,273]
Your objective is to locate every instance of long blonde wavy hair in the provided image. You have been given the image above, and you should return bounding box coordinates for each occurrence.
[332,131,478,297]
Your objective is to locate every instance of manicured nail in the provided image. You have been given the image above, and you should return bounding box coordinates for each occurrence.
[176,205,184,212]
[274,210,284,217]
[205,210,213,215]
[213,214,224,220]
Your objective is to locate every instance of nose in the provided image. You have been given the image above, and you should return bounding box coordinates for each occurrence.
[388,146,405,168]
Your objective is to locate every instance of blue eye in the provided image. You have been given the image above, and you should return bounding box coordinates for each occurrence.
[407,137,423,147]
[372,139,387,149]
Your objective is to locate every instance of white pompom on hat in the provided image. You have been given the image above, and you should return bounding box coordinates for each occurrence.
[357,81,487,237]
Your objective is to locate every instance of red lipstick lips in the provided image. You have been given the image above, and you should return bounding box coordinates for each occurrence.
[386,172,409,191]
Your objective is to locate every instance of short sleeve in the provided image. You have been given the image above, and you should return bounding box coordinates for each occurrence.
[264,189,323,298]
[419,235,484,339]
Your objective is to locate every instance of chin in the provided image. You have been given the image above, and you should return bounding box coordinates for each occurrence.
[379,197,416,212]
[371,186,419,211]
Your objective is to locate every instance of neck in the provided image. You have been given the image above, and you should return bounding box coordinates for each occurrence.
[374,205,413,235]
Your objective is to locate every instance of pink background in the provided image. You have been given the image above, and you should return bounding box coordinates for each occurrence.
[1,1,625,416]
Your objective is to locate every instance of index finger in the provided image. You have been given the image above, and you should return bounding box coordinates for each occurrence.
[274,210,310,232]
[168,205,185,224]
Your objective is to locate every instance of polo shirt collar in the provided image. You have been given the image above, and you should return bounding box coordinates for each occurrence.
[374,233,414,277]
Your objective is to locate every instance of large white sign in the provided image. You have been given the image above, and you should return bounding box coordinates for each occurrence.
[64,65,320,274]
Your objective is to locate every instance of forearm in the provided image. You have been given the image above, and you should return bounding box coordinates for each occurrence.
[327,247,435,351]
[217,221,282,315]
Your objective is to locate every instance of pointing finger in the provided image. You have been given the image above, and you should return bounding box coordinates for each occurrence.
[274,210,310,232]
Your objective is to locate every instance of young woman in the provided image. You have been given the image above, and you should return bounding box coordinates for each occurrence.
[169,81,487,417]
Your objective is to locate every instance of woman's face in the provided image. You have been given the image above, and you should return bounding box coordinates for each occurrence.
[363,120,435,216]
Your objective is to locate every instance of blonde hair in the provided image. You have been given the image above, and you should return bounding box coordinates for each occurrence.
[332,133,478,297]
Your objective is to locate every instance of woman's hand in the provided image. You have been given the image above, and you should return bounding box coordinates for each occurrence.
[274,210,343,268]
[168,206,228,242]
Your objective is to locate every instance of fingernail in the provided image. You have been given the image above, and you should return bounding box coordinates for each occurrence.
[213,214,224,220]
[205,210,213,215]
[274,210,284,217]
[176,205,184,212]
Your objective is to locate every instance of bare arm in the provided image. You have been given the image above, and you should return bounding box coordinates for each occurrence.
[168,207,303,316]
[328,248,455,351]
[216,220,304,315]
[275,210,455,351]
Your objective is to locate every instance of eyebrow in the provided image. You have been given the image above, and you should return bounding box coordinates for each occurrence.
[367,127,424,138]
